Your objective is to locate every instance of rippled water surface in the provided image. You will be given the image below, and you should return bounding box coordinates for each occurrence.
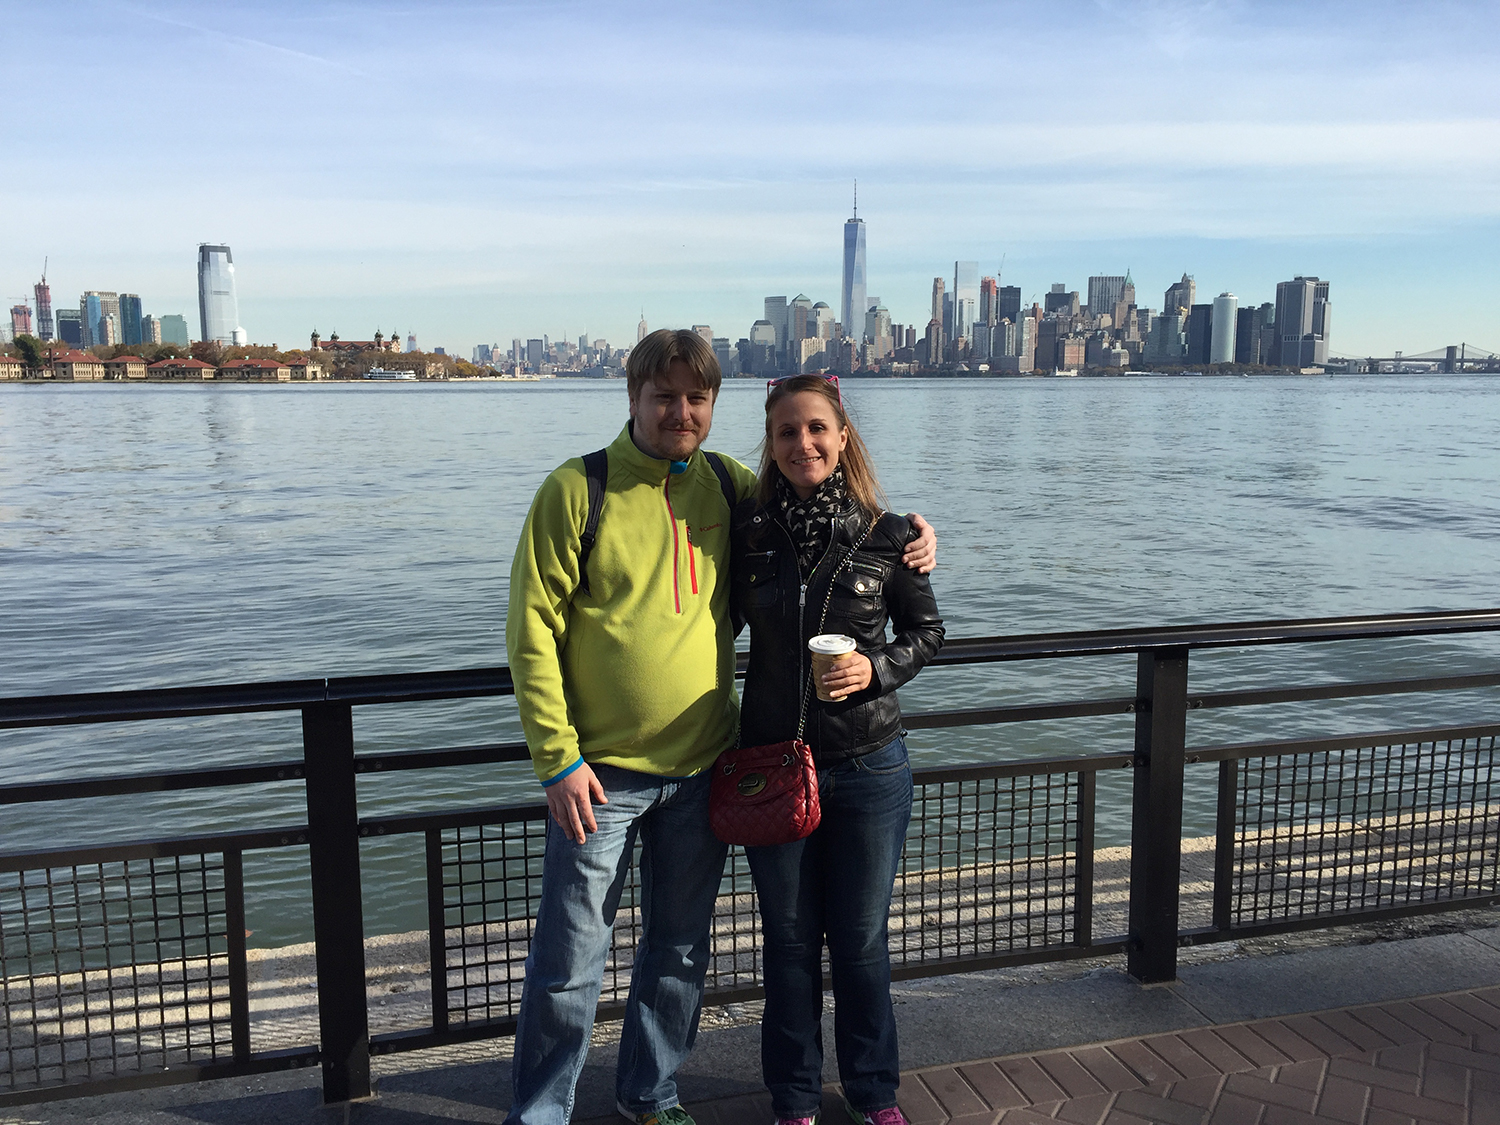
[3,376,1499,944]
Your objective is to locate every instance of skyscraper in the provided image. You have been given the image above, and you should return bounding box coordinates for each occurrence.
[1044,285,1080,317]
[748,320,777,374]
[763,296,788,362]
[998,286,1021,326]
[34,273,53,341]
[864,304,892,358]
[198,244,244,345]
[10,304,32,338]
[80,291,119,348]
[789,295,814,350]
[56,309,83,346]
[1186,304,1214,364]
[930,277,945,325]
[841,185,867,342]
[1087,275,1126,319]
[953,261,978,345]
[1164,274,1196,316]
[1273,277,1331,366]
[1234,305,1270,365]
[979,277,999,325]
[119,293,144,347]
[1210,293,1238,364]
[159,314,190,346]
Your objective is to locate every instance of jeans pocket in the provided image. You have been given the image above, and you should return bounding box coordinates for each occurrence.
[855,736,909,775]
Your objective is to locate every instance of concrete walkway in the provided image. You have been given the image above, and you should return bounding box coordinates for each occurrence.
[7,918,1500,1124]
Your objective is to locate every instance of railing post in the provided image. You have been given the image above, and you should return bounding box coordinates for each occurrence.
[1128,646,1189,983]
[302,701,371,1103]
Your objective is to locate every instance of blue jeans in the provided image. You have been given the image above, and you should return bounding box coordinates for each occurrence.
[505,765,728,1125]
[745,736,913,1117]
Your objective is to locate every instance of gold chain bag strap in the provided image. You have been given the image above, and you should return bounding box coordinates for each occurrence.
[710,513,882,847]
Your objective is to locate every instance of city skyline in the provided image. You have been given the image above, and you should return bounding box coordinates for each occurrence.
[3,1,1497,355]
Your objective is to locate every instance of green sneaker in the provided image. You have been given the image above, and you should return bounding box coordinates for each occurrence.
[618,1104,696,1125]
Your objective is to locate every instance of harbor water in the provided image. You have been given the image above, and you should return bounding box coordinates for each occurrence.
[3,375,1499,946]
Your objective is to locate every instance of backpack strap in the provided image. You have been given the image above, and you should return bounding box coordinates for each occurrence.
[578,449,732,597]
[703,451,738,513]
[577,449,608,595]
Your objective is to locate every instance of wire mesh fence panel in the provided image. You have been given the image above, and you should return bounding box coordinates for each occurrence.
[0,854,238,1093]
[893,771,1082,965]
[432,764,1091,1029]
[435,819,546,1028]
[434,816,764,1028]
[1231,734,1500,926]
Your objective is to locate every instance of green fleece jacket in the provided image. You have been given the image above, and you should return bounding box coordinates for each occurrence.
[506,424,758,785]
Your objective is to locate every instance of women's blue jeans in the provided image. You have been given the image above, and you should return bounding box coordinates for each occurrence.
[745,735,913,1117]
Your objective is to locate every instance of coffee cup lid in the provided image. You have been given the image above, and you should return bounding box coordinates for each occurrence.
[808,634,857,655]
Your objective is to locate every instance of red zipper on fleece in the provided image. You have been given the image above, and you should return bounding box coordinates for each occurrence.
[664,478,682,614]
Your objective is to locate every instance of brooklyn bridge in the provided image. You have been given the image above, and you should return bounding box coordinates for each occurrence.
[1331,343,1500,373]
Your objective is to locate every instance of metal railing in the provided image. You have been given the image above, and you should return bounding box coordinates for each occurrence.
[3,609,1500,1106]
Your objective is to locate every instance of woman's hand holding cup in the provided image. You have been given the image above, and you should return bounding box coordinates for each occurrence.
[809,634,870,701]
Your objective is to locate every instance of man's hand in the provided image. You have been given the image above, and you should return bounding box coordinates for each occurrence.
[823,651,874,700]
[903,512,937,574]
[545,763,608,843]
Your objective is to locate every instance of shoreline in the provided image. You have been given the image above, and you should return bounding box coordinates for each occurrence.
[2,369,1494,387]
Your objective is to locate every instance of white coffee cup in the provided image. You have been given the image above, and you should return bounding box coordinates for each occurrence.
[808,634,858,701]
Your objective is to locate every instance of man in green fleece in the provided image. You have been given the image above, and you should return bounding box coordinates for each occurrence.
[504,329,934,1125]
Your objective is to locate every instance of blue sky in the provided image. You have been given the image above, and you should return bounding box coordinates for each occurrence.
[5,0,1497,356]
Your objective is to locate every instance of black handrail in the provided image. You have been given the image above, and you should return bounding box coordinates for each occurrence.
[6,607,1500,729]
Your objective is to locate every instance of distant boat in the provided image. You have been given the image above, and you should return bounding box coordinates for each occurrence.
[364,367,417,381]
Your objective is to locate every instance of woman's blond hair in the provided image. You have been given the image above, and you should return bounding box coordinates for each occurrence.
[757,375,887,516]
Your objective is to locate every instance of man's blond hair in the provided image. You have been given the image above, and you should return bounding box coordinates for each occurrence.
[626,329,722,399]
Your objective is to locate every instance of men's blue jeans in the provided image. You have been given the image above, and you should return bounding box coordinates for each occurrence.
[745,736,914,1117]
[504,765,728,1125]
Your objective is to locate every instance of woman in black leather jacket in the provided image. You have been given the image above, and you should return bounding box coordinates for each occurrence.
[730,374,944,1125]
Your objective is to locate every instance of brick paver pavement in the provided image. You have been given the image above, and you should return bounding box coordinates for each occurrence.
[679,986,1500,1125]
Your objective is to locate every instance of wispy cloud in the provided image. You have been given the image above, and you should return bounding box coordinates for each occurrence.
[128,4,364,73]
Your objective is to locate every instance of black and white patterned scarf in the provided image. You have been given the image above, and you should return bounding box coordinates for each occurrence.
[775,465,848,579]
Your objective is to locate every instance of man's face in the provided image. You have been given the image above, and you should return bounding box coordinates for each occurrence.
[628,359,716,462]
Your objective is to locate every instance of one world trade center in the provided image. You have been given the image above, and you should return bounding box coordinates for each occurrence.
[841,184,866,344]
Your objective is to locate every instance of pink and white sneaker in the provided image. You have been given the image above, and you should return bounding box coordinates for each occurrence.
[845,1107,908,1125]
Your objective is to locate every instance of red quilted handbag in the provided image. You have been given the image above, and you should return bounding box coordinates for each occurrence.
[710,522,881,847]
[709,738,820,846]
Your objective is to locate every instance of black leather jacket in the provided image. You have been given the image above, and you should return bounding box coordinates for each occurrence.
[731,497,945,766]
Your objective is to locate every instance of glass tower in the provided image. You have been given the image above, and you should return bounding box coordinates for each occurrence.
[841,193,866,343]
[953,261,979,345]
[80,291,119,349]
[119,294,143,347]
[198,244,243,345]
